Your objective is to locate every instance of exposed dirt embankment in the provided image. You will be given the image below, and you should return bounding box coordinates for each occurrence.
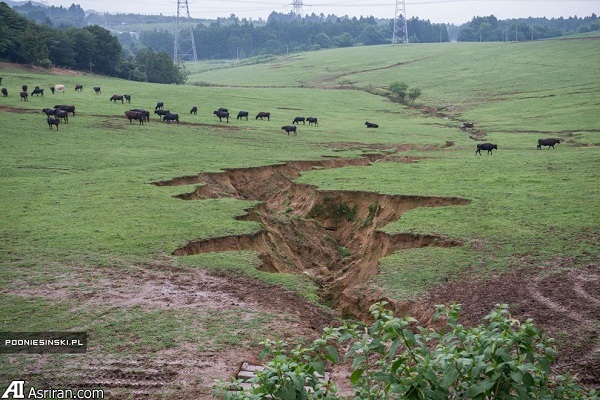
[155,152,469,318]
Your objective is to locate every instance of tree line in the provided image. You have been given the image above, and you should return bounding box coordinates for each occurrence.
[457,14,599,42]
[0,2,186,84]
[134,13,450,60]
[2,1,599,81]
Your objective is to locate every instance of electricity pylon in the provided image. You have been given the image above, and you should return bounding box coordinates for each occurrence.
[291,0,303,18]
[392,0,408,44]
[174,0,198,62]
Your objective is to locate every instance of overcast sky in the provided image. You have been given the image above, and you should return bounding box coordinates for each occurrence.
[38,0,599,25]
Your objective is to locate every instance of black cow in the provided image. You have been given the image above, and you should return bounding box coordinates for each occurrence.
[42,108,56,116]
[2,88,8,97]
[47,116,60,130]
[54,109,69,124]
[292,117,305,125]
[75,84,83,91]
[125,110,144,125]
[214,110,230,123]
[307,117,318,127]
[237,111,248,120]
[461,122,475,129]
[31,87,44,96]
[256,112,270,120]
[281,125,297,135]
[124,94,131,103]
[217,107,228,112]
[22,85,28,92]
[365,122,378,128]
[0,77,2,85]
[154,109,170,117]
[130,109,150,122]
[110,94,124,103]
[94,87,101,94]
[20,91,28,101]
[537,138,561,150]
[54,105,76,116]
[50,86,55,94]
[163,112,179,124]
[476,143,498,155]
[190,106,198,115]
[155,102,164,110]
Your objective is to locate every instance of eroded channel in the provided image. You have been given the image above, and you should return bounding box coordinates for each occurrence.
[154,152,470,317]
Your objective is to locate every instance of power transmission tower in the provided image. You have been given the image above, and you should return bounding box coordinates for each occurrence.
[174,0,198,62]
[291,0,303,18]
[392,0,408,44]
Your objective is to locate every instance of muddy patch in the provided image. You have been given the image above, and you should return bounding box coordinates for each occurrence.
[418,263,600,388]
[155,152,469,318]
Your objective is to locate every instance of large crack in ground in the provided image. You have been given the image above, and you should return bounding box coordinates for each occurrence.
[154,151,470,318]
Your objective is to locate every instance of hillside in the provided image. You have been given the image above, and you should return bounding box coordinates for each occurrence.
[0,37,599,398]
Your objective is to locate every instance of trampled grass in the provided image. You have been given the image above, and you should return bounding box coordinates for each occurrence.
[0,36,599,391]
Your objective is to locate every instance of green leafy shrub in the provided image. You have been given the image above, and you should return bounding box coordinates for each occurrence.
[213,303,598,399]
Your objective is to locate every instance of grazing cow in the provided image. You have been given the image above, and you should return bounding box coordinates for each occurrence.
[54,84,65,93]
[0,77,2,84]
[22,85,28,92]
[213,110,230,123]
[154,109,170,117]
[1,88,7,97]
[31,87,44,96]
[190,106,198,115]
[54,105,76,116]
[292,117,305,125]
[236,111,249,120]
[537,138,561,150]
[54,109,69,124]
[217,107,228,112]
[365,122,378,128]
[20,91,28,101]
[50,86,55,94]
[125,110,144,125]
[110,94,124,103]
[94,86,101,94]
[47,116,60,130]
[130,109,150,122]
[281,125,297,135]
[163,112,179,124]
[256,112,270,120]
[124,94,131,103]
[75,84,83,91]
[42,108,56,116]
[155,102,164,110]
[476,143,498,155]
[307,117,318,127]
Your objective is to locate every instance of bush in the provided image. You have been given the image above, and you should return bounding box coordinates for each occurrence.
[213,303,598,399]
[35,58,52,68]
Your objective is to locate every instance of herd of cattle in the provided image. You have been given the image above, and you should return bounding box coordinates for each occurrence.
[1,81,563,150]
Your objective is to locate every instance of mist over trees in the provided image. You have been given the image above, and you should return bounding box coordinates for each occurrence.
[457,14,599,41]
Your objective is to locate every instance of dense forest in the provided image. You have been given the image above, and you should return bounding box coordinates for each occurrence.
[1,1,598,82]
[0,2,187,83]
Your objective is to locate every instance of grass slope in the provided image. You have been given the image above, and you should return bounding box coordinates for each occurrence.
[0,36,598,395]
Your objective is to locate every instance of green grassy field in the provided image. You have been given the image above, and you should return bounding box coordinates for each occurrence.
[1,36,599,396]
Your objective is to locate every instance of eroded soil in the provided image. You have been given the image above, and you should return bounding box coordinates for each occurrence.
[156,152,469,318]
